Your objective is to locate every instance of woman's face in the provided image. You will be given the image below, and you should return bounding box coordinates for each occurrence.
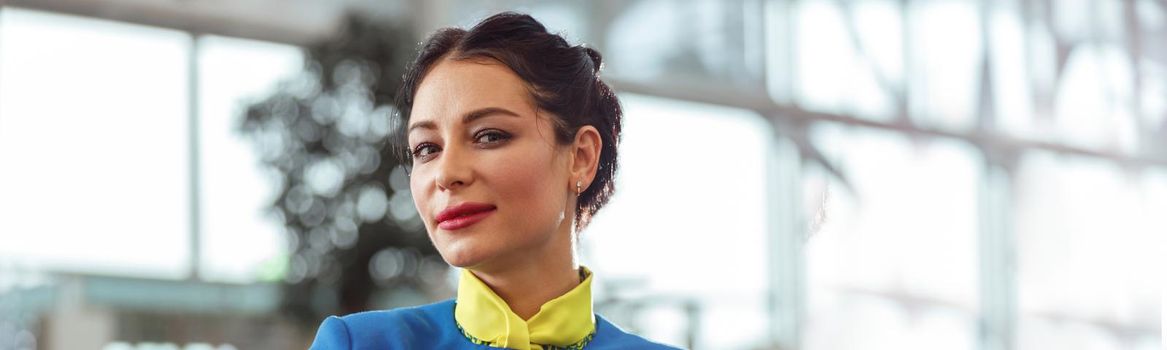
[407,58,575,270]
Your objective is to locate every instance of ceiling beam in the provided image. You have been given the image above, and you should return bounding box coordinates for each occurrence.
[610,77,1167,169]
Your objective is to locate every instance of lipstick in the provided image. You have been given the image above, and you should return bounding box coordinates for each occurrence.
[436,202,496,230]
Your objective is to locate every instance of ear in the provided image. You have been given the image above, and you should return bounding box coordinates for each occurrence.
[569,125,602,192]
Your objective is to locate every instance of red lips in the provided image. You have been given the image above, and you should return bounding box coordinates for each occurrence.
[435,202,496,230]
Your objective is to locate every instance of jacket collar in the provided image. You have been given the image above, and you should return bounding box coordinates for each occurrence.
[454,266,595,350]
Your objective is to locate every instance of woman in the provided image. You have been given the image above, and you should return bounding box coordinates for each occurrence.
[309,12,678,350]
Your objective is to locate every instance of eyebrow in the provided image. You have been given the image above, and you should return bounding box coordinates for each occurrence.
[407,107,522,134]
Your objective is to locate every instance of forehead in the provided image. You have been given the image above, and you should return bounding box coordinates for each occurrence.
[411,57,534,121]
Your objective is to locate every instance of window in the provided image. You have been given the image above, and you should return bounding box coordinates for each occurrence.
[791,0,898,121]
[1013,152,1163,350]
[0,8,303,283]
[802,124,982,350]
[0,8,191,278]
[584,94,771,349]
[196,35,303,282]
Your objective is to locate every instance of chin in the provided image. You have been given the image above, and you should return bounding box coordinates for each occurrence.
[436,238,493,269]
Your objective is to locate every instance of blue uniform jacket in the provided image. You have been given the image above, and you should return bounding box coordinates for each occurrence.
[309,299,681,349]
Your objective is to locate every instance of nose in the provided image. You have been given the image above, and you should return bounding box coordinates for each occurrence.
[434,144,472,191]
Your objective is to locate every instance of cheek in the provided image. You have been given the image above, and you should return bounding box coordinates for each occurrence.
[409,171,431,222]
[489,147,565,217]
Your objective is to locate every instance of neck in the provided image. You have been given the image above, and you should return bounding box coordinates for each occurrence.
[469,221,580,320]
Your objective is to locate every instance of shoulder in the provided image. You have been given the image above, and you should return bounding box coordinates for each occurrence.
[309,299,469,350]
[338,299,454,330]
[589,314,684,350]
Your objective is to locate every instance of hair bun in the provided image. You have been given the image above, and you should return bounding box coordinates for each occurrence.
[582,46,603,74]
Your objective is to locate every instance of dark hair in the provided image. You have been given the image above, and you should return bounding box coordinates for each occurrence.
[393,12,622,231]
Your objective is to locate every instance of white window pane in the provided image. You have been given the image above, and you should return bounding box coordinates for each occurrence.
[989,6,1037,139]
[807,125,981,306]
[0,8,191,278]
[1014,153,1164,347]
[1053,0,1125,43]
[584,94,770,349]
[1053,44,1140,152]
[850,0,904,93]
[804,291,976,350]
[1140,59,1167,130]
[1137,0,1167,130]
[196,35,303,283]
[1017,317,1161,350]
[793,0,897,121]
[604,0,763,87]
[803,125,981,350]
[907,0,982,131]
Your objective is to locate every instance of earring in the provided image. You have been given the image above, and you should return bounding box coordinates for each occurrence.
[576,179,582,196]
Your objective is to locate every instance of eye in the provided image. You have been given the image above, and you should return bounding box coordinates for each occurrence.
[411,143,440,161]
[474,129,512,145]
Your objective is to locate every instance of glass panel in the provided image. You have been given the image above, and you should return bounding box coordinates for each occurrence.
[584,94,771,349]
[1137,0,1167,131]
[604,0,764,88]
[792,0,898,121]
[426,0,589,42]
[803,124,982,349]
[991,0,1157,155]
[906,0,982,131]
[0,8,191,278]
[1139,57,1167,133]
[1053,0,1125,44]
[1018,316,1162,350]
[807,124,982,305]
[1053,44,1140,152]
[1014,152,1164,349]
[196,35,304,283]
[989,2,1037,138]
[803,291,977,350]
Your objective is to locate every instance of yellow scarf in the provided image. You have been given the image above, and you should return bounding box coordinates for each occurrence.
[454,266,596,350]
